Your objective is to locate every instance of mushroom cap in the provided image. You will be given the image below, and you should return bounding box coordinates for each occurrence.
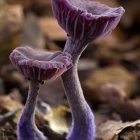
[9,46,72,81]
[51,0,125,43]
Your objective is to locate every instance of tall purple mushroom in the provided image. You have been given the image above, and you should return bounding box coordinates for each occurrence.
[51,0,125,140]
[9,46,72,140]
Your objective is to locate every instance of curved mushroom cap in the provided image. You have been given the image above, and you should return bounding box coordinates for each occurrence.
[9,46,72,81]
[51,0,125,43]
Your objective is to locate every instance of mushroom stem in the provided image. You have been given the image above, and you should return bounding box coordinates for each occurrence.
[21,80,39,119]
[18,79,46,140]
[62,37,95,140]
[63,37,87,62]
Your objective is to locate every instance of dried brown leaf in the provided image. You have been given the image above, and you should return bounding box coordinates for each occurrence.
[97,120,140,140]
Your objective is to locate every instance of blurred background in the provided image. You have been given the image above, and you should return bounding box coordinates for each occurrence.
[0,0,140,139]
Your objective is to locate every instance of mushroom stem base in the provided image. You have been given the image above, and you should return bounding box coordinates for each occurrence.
[62,64,96,140]
[17,80,46,140]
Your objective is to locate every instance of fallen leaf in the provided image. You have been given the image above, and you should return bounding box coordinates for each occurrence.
[97,120,140,140]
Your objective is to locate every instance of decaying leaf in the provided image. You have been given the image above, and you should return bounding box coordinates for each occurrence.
[97,120,140,140]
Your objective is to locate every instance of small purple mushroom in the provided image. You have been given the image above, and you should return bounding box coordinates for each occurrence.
[52,0,125,54]
[9,46,72,140]
[51,0,125,140]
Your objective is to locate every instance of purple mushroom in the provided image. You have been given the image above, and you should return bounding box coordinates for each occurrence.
[9,46,72,140]
[51,0,125,140]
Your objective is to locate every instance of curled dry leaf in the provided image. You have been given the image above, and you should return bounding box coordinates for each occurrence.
[97,120,140,140]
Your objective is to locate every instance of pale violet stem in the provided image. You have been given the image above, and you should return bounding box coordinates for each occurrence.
[63,37,88,61]
[20,80,39,120]
[18,80,46,140]
[62,37,96,140]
